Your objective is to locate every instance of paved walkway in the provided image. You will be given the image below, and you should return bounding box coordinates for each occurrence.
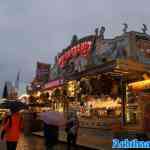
[32,128,113,150]
[0,128,113,150]
[0,134,95,150]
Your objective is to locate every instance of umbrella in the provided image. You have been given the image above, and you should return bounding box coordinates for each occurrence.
[0,99,28,112]
[39,111,66,127]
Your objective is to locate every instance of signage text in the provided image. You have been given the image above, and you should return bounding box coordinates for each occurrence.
[58,41,92,68]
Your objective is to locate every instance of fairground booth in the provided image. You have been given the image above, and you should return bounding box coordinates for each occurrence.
[38,27,150,130]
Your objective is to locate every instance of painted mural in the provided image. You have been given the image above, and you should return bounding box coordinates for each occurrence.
[51,36,95,78]
[136,39,150,64]
[92,36,128,65]
[49,31,150,81]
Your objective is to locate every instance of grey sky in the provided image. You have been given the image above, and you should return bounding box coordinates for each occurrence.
[0,0,150,95]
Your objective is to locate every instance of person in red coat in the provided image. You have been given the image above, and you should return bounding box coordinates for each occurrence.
[1,111,23,150]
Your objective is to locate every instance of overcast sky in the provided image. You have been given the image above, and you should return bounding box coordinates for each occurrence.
[0,0,150,95]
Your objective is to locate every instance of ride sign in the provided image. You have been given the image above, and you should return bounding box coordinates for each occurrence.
[58,41,92,68]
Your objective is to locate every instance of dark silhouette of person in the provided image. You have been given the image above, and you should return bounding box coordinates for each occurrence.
[43,123,59,150]
[66,113,79,150]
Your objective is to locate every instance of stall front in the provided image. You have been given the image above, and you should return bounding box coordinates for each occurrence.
[127,79,150,131]
[42,78,65,112]
[48,29,150,130]
[65,59,149,129]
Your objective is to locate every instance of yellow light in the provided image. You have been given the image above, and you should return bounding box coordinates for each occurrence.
[128,79,150,90]
[142,73,150,80]
[37,91,41,97]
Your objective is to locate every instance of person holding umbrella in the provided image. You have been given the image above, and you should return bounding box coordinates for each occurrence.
[39,111,66,150]
[0,100,27,150]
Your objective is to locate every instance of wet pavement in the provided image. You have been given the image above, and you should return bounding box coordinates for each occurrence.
[0,134,95,150]
[32,128,112,150]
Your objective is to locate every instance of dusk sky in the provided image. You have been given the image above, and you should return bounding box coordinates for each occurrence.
[0,0,150,95]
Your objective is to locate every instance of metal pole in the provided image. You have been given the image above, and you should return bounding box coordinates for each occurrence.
[120,77,126,126]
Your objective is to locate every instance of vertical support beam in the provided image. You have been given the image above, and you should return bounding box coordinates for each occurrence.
[120,77,127,126]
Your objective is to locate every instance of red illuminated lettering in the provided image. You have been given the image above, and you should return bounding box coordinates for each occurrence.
[73,47,78,57]
[58,41,92,68]
[66,52,70,60]
[76,44,80,53]
[80,43,84,51]
[70,48,74,57]
[79,43,82,51]
[68,50,71,59]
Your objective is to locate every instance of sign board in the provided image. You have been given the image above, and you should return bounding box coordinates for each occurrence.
[36,62,50,82]
[43,79,64,90]
[58,41,92,68]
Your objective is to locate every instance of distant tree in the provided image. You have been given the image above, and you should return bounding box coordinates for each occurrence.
[2,83,8,99]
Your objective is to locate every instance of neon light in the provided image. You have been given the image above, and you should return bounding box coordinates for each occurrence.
[44,79,64,90]
[128,79,150,91]
[58,41,92,68]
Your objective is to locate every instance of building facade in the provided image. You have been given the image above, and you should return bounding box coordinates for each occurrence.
[30,28,150,130]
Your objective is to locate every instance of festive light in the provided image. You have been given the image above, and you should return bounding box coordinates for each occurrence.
[128,79,150,91]
[58,41,92,68]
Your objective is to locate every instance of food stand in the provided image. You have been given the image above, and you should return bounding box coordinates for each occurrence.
[59,30,150,129]
[126,79,150,131]
[31,28,150,130]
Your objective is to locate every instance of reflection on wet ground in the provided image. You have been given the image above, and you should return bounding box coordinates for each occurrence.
[1,134,95,150]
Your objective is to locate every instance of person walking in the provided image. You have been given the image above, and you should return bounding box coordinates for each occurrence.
[66,113,79,150]
[43,123,59,150]
[0,110,23,150]
[38,111,66,150]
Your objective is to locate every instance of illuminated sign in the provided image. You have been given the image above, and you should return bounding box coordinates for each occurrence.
[58,41,92,68]
[43,79,64,90]
[128,80,150,91]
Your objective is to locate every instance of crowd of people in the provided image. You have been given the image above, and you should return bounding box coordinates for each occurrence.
[0,109,79,150]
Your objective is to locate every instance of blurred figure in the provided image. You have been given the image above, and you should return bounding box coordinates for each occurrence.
[39,111,66,150]
[43,123,59,150]
[1,110,23,150]
[66,112,79,150]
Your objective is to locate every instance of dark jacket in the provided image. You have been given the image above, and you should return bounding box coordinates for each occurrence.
[43,123,59,144]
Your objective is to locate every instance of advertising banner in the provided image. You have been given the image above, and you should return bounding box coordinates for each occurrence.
[36,62,50,82]
[43,79,64,90]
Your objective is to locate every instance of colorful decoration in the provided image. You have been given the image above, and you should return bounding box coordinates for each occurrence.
[137,39,150,58]
[43,79,64,90]
[58,41,92,68]
[122,23,128,33]
[141,24,148,34]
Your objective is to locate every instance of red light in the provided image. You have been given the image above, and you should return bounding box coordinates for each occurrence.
[58,41,92,68]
